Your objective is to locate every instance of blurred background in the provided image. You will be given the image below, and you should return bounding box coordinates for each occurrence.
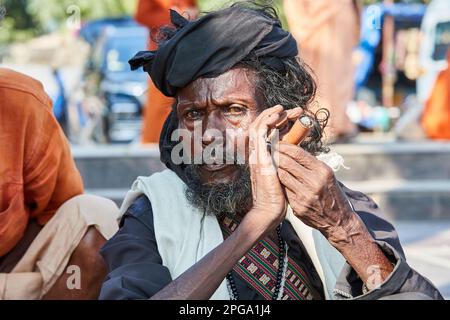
[0,0,449,298]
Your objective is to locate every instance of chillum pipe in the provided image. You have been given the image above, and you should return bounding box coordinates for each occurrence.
[281,115,313,145]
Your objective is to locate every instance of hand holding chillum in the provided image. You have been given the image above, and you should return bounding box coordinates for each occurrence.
[269,108,360,248]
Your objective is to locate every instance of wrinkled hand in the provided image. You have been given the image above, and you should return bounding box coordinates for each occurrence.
[273,143,357,247]
[244,106,303,233]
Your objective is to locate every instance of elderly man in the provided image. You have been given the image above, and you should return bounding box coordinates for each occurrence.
[100,3,442,300]
[0,68,118,299]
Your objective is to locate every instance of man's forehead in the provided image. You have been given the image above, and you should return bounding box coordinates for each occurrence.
[176,68,258,105]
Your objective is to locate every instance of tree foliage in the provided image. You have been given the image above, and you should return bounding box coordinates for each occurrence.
[0,0,432,45]
[0,0,137,43]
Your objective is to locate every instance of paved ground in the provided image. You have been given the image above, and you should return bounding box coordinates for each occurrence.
[395,220,450,299]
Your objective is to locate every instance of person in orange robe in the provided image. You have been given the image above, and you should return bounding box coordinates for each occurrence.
[421,51,450,140]
[283,0,360,142]
[135,0,197,143]
[0,68,119,299]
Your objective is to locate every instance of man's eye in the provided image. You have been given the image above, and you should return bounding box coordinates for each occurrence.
[224,105,245,116]
[185,110,203,120]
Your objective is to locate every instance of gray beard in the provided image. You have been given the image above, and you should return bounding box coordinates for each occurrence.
[184,164,252,217]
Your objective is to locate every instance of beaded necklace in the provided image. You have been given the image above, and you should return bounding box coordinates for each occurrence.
[225,224,289,300]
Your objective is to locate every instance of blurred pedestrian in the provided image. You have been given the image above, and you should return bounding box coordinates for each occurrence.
[421,51,450,140]
[135,0,198,143]
[283,0,361,142]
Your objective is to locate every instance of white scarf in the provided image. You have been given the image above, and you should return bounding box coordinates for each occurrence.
[119,165,346,300]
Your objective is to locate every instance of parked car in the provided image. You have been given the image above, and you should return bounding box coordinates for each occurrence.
[86,24,149,143]
[79,16,138,46]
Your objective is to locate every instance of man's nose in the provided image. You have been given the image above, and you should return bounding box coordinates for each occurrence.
[202,114,225,147]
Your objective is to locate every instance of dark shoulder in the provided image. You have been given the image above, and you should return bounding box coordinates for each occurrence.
[120,194,154,231]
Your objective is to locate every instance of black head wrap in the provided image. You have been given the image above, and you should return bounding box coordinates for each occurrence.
[129,6,298,180]
[129,6,298,97]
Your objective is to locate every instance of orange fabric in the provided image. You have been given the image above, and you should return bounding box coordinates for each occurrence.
[135,0,196,30]
[0,68,84,257]
[421,53,450,140]
[283,0,359,140]
[135,0,196,143]
[142,81,174,143]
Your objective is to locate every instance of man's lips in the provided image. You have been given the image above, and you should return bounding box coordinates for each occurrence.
[202,163,228,171]
[197,162,240,184]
